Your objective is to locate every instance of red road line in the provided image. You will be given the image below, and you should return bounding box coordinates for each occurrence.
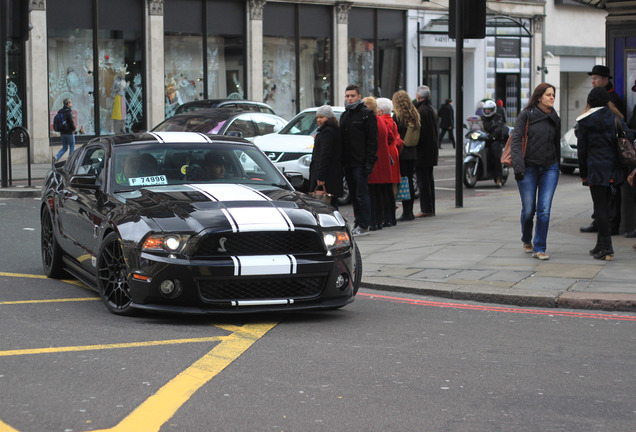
[358,292,636,322]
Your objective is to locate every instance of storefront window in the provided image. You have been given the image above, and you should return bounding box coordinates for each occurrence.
[98,31,144,135]
[7,40,24,131]
[348,39,374,98]
[207,36,245,100]
[165,35,204,117]
[378,10,404,98]
[298,5,332,110]
[48,28,95,135]
[263,36,296,119]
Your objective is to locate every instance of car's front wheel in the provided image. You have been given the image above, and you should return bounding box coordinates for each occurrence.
[351,244,362,295]
[41,207,65,279]
[97,232,135,315]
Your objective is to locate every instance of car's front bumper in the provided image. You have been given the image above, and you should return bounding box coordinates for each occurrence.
[125,251,356,314]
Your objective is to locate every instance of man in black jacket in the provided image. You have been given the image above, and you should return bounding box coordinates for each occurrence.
[580,65,625,235]
[438,98,455,149]
[55,98,77,161]
[414,85,439,217]
[340,84,378,236]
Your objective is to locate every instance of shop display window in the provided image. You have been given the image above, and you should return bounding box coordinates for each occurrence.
[165,35,204,118]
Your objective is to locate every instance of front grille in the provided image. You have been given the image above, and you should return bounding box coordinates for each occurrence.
[198,276,325,301]
[193,231,324,258]
[278,152,308,162]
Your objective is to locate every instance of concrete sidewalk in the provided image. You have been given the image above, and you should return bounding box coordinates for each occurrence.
[3,157,636,312]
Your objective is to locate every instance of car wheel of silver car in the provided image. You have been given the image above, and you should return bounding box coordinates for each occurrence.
[41,207,65,279]
[338,177,351,205]
[97,232,135,315]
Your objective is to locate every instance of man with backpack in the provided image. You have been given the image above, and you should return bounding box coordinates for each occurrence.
[54,98,76,160]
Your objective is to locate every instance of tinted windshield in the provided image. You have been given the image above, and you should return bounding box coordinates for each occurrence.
[279,110,342,136]
[110,142,289,191]
[152,110,234,134]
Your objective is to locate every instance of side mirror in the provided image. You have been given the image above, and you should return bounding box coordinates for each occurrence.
[227,131,243,138]
[285,172,305,190]
[70,174,99,190]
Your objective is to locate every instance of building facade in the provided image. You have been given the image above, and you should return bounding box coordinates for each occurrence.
[5,1,606,164]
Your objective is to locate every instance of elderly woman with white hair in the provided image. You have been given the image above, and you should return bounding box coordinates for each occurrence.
[377,97,403,226]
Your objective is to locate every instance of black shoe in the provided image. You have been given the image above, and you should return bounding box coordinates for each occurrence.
[580,224,598,233]
[593,248,614,261]
[625,230,636,238]
[589,244,602,255]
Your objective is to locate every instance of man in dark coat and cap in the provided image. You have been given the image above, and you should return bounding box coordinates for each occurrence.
[580,65,625,235]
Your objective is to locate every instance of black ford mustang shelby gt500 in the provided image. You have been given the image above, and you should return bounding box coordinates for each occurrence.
[40,132,361,315]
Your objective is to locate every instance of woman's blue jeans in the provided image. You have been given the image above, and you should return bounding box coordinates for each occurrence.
[516,162,559,253]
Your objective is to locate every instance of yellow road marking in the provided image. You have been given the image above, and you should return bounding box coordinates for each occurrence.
[0,272,48,279]
[0,419,20,432]
[90,322,277,432]
[0,297,98,306]
[0,336,229,357]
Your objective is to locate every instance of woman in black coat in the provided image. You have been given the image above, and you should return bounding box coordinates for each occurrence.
[309,105,343,208]
[576,87,626,260]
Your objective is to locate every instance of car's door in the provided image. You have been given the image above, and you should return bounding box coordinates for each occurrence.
[58,144,107,273]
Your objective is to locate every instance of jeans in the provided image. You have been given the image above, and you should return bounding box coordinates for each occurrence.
[345,166,370,229]
[56,134,75,160]
[516,162,559,253]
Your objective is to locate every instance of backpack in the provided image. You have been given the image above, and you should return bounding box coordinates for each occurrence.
[53,111,67,133]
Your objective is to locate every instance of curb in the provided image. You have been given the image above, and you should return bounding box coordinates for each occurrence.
[0,187,41,198]
[361,280,636,312]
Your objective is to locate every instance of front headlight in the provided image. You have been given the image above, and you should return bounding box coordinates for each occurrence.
[470,131,481,140]
[142,234,191,254]
[299,154,312,167]
[323,230,351,256]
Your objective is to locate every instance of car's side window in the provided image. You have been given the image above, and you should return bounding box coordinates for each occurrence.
[76,147,105,176]
[226,117,257,138]
[252,114,285,135]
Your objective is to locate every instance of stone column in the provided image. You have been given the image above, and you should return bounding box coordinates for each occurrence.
[248,0,265,102]
[532,15,544,90]
[26,0,50,162]
[147,0,165,128]
[334,2,351,106]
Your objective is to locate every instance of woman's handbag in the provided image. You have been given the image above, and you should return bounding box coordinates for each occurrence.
[395,176,411,201]
[501,119,528,167]
[615,117,636,167]
[403,122,420,147]
[312,184,333,205]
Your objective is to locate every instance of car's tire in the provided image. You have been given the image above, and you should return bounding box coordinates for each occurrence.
[337,177,351,205]
[463,160,478,188]
[41,207,65,279]
[97,232,135,316]
[560,166,575,175]
[351,244,362,296]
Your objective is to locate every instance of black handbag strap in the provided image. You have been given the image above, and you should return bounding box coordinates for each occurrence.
[614,115,626,138]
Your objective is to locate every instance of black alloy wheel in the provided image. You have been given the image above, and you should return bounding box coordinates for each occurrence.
[41,207,65,278]
[97,232,134,315]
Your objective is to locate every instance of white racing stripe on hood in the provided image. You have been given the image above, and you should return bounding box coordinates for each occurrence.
[189,183,294,232]
[150,131,212,143]
[233,255,297,276]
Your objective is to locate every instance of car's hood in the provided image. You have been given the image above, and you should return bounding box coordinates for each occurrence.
[117,183,344,234]
[252,133,314,152]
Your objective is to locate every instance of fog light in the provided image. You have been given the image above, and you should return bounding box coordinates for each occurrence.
[160,280,175,295]
[335,274,348,290]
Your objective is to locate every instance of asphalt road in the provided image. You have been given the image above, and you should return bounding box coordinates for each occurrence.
[1,195,636,431]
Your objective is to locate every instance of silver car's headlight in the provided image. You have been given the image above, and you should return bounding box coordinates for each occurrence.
[299,154,312,167]
[323,230,351,256]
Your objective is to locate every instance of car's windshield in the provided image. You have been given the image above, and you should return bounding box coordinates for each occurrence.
[110,142,289,191]
[152,110,234,134]
[279,111,342,136]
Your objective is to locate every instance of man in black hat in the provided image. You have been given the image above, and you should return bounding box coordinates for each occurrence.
[580,65,625,235]
[588,64,626,115]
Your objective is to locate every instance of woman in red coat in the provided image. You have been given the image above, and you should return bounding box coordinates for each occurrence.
[377,97,402,226]
[364,96,393,230]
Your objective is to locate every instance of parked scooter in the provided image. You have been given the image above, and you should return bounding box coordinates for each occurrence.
[462,120,509,188]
